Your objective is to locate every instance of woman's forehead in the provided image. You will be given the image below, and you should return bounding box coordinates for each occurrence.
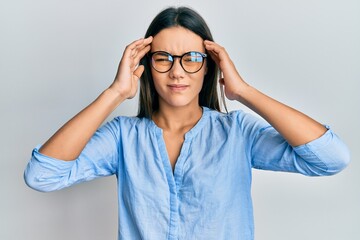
[151,26,205,54]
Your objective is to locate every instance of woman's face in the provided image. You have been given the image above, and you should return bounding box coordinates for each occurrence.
[150,26,207,110]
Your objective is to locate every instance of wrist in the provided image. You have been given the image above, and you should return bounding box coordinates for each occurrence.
[103,87,127,107]
[107,82,129,99]
[233,82,252,103]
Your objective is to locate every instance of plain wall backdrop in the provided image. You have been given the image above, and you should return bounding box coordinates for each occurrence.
[1,0,359,239]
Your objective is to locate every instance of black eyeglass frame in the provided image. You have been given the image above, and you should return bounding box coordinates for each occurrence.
[149,51,207,74]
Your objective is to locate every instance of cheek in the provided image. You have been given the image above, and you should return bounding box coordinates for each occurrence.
[151,71,166,93]
[197,69,207,85]
[150,69,159,83]
[192,75,205,92]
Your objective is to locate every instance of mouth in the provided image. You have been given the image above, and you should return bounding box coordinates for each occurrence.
[167,84,189,91]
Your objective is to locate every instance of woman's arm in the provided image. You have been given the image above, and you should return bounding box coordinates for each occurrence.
[204,40,326,147]
[233,85,326,147]
[39,37,153,160]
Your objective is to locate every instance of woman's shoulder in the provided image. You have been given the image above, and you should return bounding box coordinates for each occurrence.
[205,107,253,121]
[110,115,152,127]
[205,107,268,130]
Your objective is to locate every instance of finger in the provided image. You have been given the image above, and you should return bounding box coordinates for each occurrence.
[129,38,147,50]
[133,65,145,79]
[204,42,219,56]
[204,39,215,46]
[129,45,151,71]
[131,36,153,52]
[206,50,220,66]
[205,44,222,55]
[123,38,148,58]
[204,40,218,49]
[128,37,153,60]
[205,43,232,69]
[204,45,220,61]
[143,36,153,45]
[133,45,151,64]
[204,40,227,57]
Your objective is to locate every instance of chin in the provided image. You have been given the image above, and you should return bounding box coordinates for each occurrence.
[167,100,193,108]
[161,96,198,108]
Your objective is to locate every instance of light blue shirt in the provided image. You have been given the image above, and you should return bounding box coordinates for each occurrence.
[24,107,350,239]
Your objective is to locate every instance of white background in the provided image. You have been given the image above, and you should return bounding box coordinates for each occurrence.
[1,0,359,239]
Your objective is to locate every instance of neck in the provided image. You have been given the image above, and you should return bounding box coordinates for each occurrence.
[153,102,203,131]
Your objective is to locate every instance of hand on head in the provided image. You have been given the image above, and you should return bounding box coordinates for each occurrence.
[204,40,248,101]
[110,36,153,99]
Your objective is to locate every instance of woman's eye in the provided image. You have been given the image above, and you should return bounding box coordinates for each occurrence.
[155,58,171,62]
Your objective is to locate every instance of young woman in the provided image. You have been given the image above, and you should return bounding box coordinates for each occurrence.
[24,6,350,240]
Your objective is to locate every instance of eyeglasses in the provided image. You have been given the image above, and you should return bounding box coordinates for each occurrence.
[149,51,207,73]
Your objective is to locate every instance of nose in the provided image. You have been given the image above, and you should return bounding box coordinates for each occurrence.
[169,58,185,79]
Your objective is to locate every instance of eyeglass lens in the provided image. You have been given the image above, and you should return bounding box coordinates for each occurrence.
[151,51,206,73]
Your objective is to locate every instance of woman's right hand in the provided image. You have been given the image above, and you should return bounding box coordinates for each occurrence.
[38,37,153,160]
[110,36,153,99]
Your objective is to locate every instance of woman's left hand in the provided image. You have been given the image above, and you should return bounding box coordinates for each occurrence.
[204,40,248,101]
[205,41,327,147]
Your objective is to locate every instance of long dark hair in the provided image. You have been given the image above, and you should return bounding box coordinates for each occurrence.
[137,6,221,118]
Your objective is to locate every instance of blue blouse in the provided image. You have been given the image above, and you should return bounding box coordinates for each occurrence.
[24,107,350,239]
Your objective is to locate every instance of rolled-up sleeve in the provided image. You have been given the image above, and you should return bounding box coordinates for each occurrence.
[292,127,350,176]
[249,122,350,176]
[24,117,121,192]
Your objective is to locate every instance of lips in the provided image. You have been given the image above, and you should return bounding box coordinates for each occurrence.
[167,84,189,91]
